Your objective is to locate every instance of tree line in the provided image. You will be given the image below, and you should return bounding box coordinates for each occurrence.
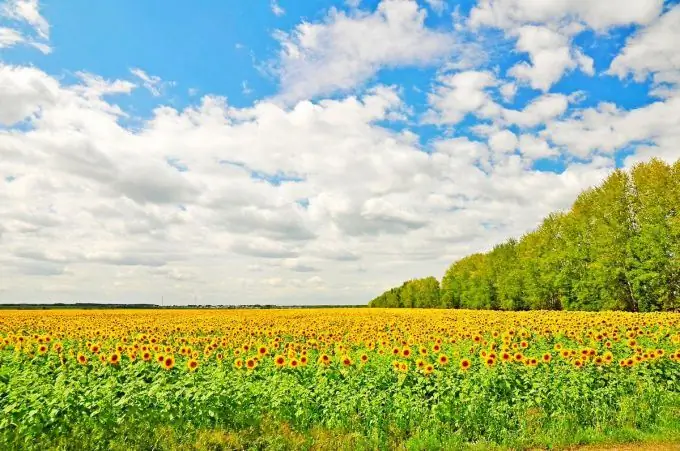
[369,158,680,312]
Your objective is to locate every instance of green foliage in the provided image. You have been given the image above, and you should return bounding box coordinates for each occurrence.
[370,277,440,308]
[1,332,679,450]
[370,158,680,312]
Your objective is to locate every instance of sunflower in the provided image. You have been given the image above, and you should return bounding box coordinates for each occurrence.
[109,352,120,365]
[275,355,286,367]
[300,355,308,366]
[163,355,175,370]
[234,358,243,369]
[360,353,368,364]
[438,354,449,366]
[542,353,551,363]
[246,358,256,369]
[187,359,199,372]
[342,356,352,367]
[289,358,299,368]
[460,358,471,371]
[258,346,267,356]
[38,345,48,354]
[77,353,88,365]
[318,354,330,365]
[142,351,151,362]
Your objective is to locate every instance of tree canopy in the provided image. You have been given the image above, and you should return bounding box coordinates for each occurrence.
[369,158,680,312]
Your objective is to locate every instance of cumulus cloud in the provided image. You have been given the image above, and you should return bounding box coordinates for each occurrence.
[0,64,59,125]
[469,0,662,91]
[502,93,571,128]
[274,0,455,102]
[609,5,680,96]
[1,61,644,304]
[544,94,680,161]
[508,26,594,91]
[425,70,499,124]
[469,0,663,31]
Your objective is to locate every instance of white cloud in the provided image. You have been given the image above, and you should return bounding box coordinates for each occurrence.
[424,0,445,15]
[609,5,680,96]
[469,1,662,91]
[469,0,663,31]
[74,72,137,98]
[0,0,50,53]
[488,129,517,154]
[271,0,285,16]
[503,93,570,128]
[499,82,516,102]
[2,62,646,304]
[274,0,455,102]
[545,94,680,161]
[130,68,169,97]
[0,26,23,47]
[0,63,59,125]
[2,0,49,38]
[425,70,499,124]
[518,134,557,159]
[508,26,593,91]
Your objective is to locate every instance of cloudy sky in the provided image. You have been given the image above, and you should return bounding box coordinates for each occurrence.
[1,0,679,305]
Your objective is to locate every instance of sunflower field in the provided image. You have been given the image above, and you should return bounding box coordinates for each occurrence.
[1,309,679,450]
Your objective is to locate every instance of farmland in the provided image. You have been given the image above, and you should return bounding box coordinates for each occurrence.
[1,308,679,450]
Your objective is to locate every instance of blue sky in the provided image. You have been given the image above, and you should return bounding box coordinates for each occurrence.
[1,0,679,304]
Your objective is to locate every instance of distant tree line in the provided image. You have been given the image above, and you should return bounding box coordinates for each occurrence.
[368,277,442,308]
[369,158,680,312]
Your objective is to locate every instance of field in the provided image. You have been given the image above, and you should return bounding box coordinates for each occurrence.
[1,309,679,450]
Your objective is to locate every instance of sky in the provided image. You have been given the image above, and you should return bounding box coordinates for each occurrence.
[1,0,679,305]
